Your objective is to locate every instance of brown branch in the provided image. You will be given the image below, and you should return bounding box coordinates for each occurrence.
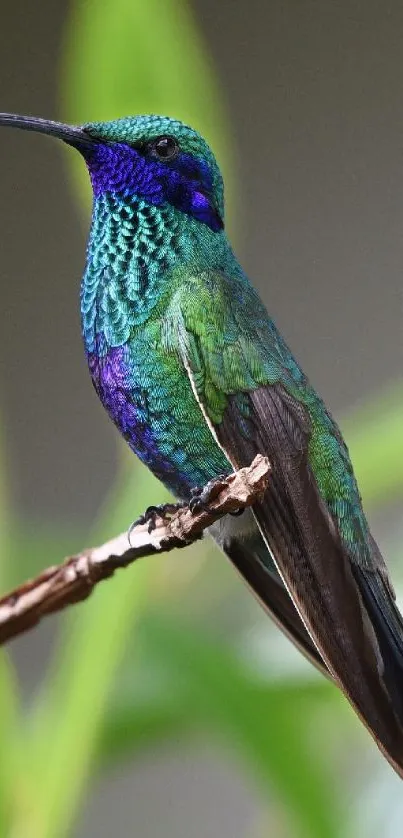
[0,455,270,646]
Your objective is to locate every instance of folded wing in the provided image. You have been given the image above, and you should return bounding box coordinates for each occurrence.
[165,268,403,776]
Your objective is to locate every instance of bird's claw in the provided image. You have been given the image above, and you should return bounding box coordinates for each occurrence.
[188,493,210,514]
[189,472,243,517]
[129,501,186,536]
[189,478,221,514]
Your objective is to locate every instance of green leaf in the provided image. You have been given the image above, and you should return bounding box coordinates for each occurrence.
[29,461,166,838]
[96,623,342,787]
[143,616,342,838]
[0,654,24,836]
[0,418,28,835]
[97,673,193,766]
[59,0,237,235]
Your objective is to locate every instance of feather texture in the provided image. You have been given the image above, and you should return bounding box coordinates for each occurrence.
[4,111,403,775]
[75,115,403,776]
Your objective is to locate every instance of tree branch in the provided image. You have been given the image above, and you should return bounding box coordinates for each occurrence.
[0,455,270,646]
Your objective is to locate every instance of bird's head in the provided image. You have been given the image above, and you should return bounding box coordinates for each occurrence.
[0,112,224,232]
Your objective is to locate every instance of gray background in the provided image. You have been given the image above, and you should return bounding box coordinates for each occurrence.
[0,1,402,835]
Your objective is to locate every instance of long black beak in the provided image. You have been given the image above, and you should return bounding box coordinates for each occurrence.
[0,113,95,150]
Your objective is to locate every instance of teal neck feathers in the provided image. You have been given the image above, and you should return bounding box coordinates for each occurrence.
[81,192,234,356]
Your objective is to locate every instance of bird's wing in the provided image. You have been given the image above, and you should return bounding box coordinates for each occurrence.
[208,509,330,678]
[163,268,403,776]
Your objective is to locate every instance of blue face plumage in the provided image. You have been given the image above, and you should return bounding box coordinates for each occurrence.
[82,138,223,232]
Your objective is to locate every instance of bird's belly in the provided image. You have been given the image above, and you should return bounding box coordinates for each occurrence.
[87,341,231,499]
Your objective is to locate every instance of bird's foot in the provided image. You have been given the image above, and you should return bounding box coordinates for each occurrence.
[189,477,222,514]
[130,501,187,536]
[189,472,243,517]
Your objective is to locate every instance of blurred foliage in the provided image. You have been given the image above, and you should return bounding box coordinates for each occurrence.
[59,0,237,236]
[342,382,403,508]
[0,1,403,837]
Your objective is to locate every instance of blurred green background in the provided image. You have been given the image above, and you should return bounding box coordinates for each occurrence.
[1,1,403,836]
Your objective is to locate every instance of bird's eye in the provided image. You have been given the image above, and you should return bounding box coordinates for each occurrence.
[149,135,179,160]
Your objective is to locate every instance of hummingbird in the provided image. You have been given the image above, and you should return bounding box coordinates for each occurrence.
[1,111,403,777]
